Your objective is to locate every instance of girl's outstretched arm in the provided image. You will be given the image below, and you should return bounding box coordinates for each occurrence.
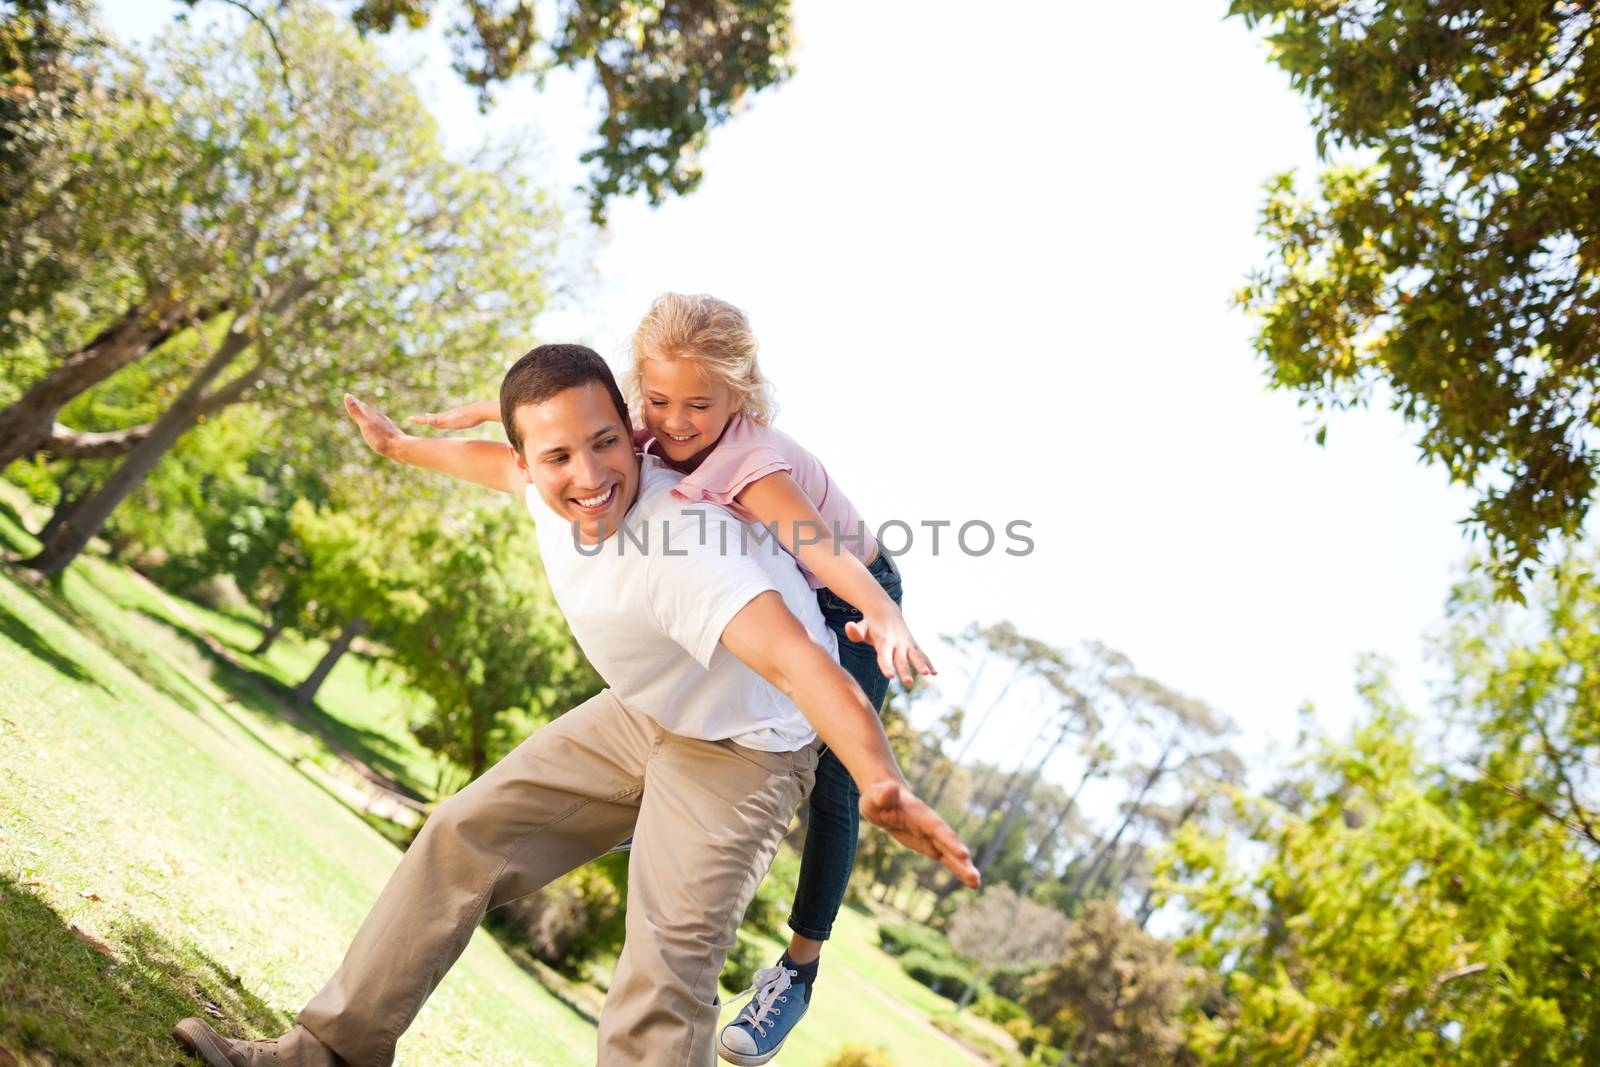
[408,399,502,429]
[736,470,936,686]
[345,394,522,495]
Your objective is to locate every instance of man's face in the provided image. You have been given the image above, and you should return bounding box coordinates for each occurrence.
[512,382,639,543]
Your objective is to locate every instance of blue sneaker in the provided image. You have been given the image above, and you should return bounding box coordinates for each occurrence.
[717,962,809,1065]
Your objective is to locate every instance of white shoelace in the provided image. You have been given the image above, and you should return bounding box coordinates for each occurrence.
[734,964,796,1036]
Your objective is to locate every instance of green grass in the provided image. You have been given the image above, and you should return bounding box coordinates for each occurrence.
[0,489,990,1067]
[719,906,985,1067]
[0,520,592,1065]
[88,558,448,803]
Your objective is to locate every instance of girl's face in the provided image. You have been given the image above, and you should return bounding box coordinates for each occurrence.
[638,357,737,470]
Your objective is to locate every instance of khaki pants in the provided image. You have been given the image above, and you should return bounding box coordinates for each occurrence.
[277,689,818,1067]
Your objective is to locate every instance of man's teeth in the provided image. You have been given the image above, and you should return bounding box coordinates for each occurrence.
[576,486,613,508]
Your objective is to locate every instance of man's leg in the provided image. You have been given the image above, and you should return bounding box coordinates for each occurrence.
[597,728,819,1067]
[285,690,651,1067]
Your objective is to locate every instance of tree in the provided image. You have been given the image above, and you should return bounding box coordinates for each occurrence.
[1442,548,1600,855]
[1231,1,1599,595]
[389,505,600,781]
[291,498,600,783]
[11,7,560,576]
[1022,900,1196,1067]
[946,884,1068,1011]
[1163,667,1600,1063]
[198,0,798,224]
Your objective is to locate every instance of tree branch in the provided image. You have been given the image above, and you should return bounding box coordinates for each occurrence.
[199,0,296,105]
[42,421,154,459]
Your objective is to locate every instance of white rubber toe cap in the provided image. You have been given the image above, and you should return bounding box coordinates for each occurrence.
[719,1024,759,1057]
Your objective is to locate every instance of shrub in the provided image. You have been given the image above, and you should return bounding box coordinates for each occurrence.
[877,921,956,960]
[489,853,627,974]
[899,949,978,1000]
[823,1045,896,1067]
[1004,1015,1055,1056]
[720,935,763,995]
[742,842,802,937]
[974,991,1029,1026]
[987,961,1043,1002]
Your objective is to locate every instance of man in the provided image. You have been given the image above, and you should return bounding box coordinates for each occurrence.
[173,344,977,1067]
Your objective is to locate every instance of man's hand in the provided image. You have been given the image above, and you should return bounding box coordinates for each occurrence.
[845,609,936,687]
[408,399,500,430]
[859,780,980,889]
[345,394,405,458]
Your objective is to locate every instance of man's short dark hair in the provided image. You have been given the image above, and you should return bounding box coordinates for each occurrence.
[500,344,632,455]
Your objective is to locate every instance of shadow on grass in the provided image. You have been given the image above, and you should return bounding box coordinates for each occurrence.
[0,600,102,690]
[0,497,31,547]
[133,608,429,803]
[22,578,204,714]
[0,874,291,1067]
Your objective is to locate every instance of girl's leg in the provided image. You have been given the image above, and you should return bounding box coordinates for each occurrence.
[719,559,902,1063]
[784,616,892,946]
[785,745,862,947]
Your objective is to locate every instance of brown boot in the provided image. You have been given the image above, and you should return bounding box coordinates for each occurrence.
[172,1018,285,1067]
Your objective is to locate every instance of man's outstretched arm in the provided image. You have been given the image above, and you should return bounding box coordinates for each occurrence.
[719,591,981,889]
[344,394,522,495]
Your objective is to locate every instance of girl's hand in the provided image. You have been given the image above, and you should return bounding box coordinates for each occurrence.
[845,605,936,687]
[344,394,406,458]
[408,399,498,430]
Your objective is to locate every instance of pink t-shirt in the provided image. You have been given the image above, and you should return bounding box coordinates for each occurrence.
[639,414,873,589]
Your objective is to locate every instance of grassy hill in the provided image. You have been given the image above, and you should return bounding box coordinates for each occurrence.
[0,493,998,1067]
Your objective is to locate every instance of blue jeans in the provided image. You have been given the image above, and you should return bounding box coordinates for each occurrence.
[787,549,903,941]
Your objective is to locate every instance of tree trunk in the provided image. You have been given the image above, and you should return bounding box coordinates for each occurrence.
[250,616,288,657]
[1135,794,1203,928]
[926,661,1024,810]
[1069,743,1175,902]
[974,715,1079,875]
[19,326,260,577]
[37,472,90,544]
[293,614,367,707]
[0,295,190,471]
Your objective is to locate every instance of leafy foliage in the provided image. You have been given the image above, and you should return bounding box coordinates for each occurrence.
[1165,663,1600,1063]
[1230,1,1600,594]
[897,949,976,1001]
[821,1046,896,1067]
[290,499,600,782]
[490,852,628,974]
[876,921,955,961]
[739,841,800,938]
[1021,900,1196,1067]
[258,0,796,223]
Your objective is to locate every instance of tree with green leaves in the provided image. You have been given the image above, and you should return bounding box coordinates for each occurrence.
[1021,900,1196,1067]
[192,0,796,224]
[1164,655,1599,1062]
[1231,1,1598,595]
[7,6,560,576]
[290,498,599,783]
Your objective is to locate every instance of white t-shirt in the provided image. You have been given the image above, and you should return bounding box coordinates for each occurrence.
[525,455,834,753]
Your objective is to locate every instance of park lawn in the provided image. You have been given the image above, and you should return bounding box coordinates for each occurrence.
[0,493,988,1067]
[85,556,449,803]
[0,534,593,1065]
[719,905,983,1067]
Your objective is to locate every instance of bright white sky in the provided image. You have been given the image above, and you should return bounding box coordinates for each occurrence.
[106,1,1477,788]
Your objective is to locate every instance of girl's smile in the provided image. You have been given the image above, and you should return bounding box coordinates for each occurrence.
[639,357,738,473]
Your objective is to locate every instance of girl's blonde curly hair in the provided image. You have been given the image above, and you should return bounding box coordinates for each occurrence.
[626,292,775,424]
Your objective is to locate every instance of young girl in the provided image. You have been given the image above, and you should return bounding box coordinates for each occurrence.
[415,293,934,1066]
